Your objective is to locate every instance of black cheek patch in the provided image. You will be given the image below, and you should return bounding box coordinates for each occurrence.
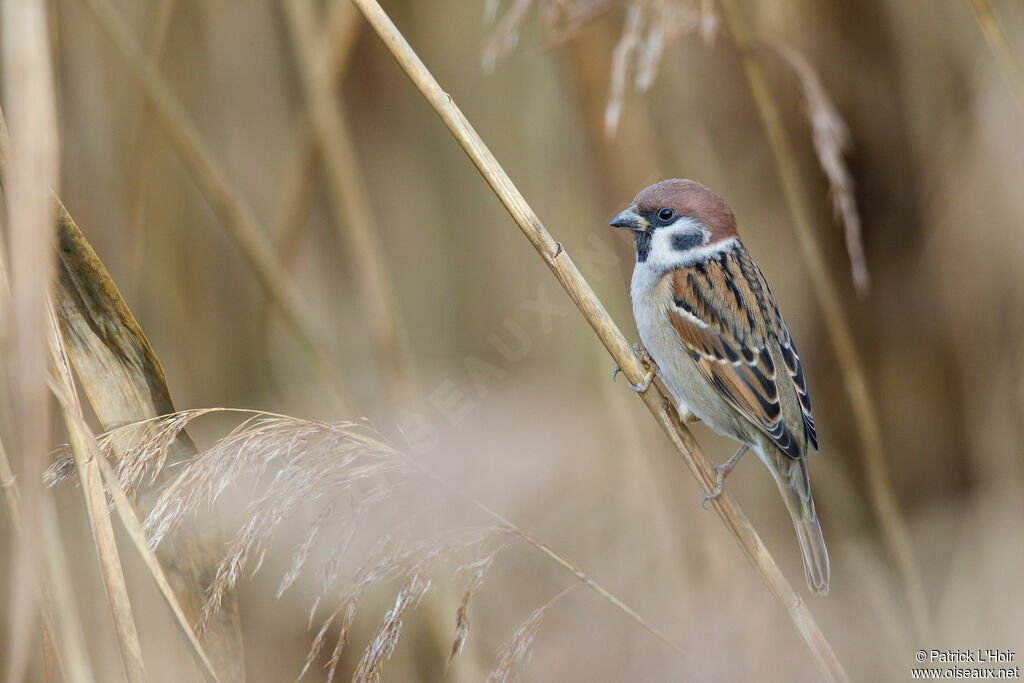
[671,231,705,252]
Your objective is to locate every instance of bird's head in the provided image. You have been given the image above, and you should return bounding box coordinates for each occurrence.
[609,179,737,266]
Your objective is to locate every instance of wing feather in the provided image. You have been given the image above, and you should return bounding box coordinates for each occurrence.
[667,246,817,457]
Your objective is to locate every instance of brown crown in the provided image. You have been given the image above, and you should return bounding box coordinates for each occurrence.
[633,179,738,241]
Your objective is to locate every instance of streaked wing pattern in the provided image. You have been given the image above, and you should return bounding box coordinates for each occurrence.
[667,243,817,457]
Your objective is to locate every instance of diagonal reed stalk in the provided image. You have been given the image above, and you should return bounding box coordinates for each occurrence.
[967,0,1024,114]
[716,0,929,643]
[48,315,147,682]
[78,0,354,413]
[122,0,178,296]
[282,0,415,406]
[348,1,847,679]
[272,0,361,264]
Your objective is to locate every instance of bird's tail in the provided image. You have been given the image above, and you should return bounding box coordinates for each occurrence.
[770,452,830,595]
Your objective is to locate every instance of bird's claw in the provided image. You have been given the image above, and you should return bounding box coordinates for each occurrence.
[700,444,749,509]
[627,370,654,392]
[700,466,729,509]
[613,342,659,392]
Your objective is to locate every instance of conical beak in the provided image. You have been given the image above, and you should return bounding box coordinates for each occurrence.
[609,207,648,231]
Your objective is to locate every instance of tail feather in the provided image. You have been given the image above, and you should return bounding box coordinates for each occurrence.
[772,455,830,595]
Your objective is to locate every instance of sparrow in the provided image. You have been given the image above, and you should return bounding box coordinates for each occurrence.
[610,179,829,595]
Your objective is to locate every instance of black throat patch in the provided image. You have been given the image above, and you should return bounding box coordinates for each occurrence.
[634,231,652,262]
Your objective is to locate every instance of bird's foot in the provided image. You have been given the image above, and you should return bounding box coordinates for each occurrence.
[701,444,749,509]
[612,343,659,392]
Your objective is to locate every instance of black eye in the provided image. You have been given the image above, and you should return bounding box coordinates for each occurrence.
[658,208,674,222]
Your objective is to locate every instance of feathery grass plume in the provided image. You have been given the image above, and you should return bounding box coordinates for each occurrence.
[482,0,535,72]
[352,538,471,682]
[58,408,673,680]
[605,4,645,136]
[446,544,509,671]
[143,414,407,549]
[483,0,718,135]
[766,42,869,297]
[486,586,574,683]
[311,531,497,682]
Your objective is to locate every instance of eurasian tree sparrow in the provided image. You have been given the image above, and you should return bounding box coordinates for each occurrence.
[611,179,829,595]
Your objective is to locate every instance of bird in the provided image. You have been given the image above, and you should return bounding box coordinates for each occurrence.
[609,178,829,595]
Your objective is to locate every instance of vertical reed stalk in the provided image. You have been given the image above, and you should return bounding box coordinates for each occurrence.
[281,0,415,405]
[346,1,847,679]
[0,108,95,683]
[1,0,60,676]
[716,0,929,641]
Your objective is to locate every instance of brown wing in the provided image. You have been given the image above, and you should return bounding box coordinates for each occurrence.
[668,244,817,457]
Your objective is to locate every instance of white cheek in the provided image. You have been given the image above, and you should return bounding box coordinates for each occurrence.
[644,217,710,271]
[646,230,680,270]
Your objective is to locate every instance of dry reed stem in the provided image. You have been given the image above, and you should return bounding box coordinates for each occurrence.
[78,0,354,413]
[281,0,415,405]
[0,0,60,676]
[48,315,148,682]
[349,1,846,679]
[36,502,99,683]
[968,0,1024,114]
[0,438,71,681]
[0,110,94,683]
[271,0,361,260]
[716,0,929,643]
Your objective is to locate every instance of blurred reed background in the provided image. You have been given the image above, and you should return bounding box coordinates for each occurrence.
[2,0,1023,681]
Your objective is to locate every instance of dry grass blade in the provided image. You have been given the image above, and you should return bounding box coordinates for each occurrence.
[77,0,352,412]
[0,0,60,675]
[49,316,147,682]
[968,0,1024,114]
[716,0,927,645]
[52,202,245,680]
[347,1,847,679]
[281,0,414,405]
[765,42,869,297]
